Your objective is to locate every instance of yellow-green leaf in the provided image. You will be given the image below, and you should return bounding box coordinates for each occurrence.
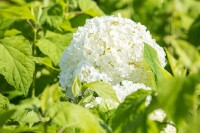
[0,36,35,96]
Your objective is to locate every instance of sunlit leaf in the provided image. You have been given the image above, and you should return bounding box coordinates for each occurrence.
[72,76,82,97]
[144,43,170,80]
[49,102,105,133]
[36,31,72,65]
[83,81,119,103]
[33,57,58,71]
[0,36,35,96]
[11,98,40,126]
[79,0,104,17]
[0,6,35,20]
[41,83,61,114]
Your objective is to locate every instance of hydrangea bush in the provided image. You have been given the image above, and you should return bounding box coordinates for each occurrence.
[0,0,199,132]
[59,15,166,101]
[59,15,177,132]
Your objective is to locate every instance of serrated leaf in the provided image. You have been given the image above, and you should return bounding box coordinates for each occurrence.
[72,76,82,97]
[112,89,158,133]
[0,110,15,127]
[79,0,104,17]
[83,81,119,103]
[158,74,200,128]
[0,36,35,96]
[49,102,105,133]
[36,31,72,65]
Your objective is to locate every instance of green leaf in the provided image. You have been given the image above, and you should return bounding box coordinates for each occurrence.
[39,4,64,31]
[184,112,200,133]
[33,57,59,71]
[188,15,200,46]
[79,0,104,17]
[49,102,105,133]
[36,31,72,65]
[0,125,40,133]
[0,110,15,127]
[72,77,82,97]
[41,83,61,114]
[0,36,35,96]
[59,18,74,32]
[112,89,158,133]
[70,14,91,27]
[171,39,200,72]
[14,110,40,126]
[0,93,9,113]
[83,81,119,103]
[157,74,200,128]
[165,48,187,77]
[144,43,170,80]
[0,6,35,20]
[11,98,41,126]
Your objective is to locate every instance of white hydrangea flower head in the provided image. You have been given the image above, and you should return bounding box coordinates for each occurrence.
[59,14,166,90]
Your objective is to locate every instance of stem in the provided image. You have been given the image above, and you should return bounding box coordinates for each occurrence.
[27,19,37,98]
[32,29,37,98]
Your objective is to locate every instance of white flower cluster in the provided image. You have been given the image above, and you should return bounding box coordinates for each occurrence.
[59,15,166,94]
[59,14,173,132]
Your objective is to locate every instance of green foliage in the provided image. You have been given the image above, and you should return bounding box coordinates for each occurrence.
[111,89,158,133]
[0,0,200,132]
[157,74,200,128]
[0,93,9,113]
[165,48,187,77]
[79,0,105,16]
[188,15,200,46]
[83,81,119,103]
[144,44,171,80]
[0,6,35,20]
[41,83,61,114]
[49,102,105,133]
[72,76,82,97]
[0,36,34,96]
[36,31,72,65]
[0,110,15,127]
